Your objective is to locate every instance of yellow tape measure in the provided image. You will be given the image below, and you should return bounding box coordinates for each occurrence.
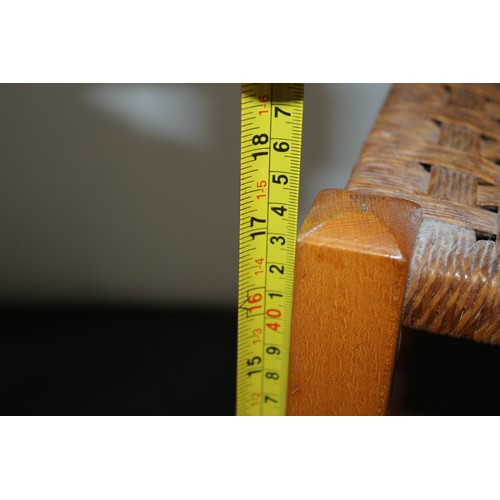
[236,83,304,416]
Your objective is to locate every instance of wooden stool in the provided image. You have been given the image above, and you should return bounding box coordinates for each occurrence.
[287,84,500,415]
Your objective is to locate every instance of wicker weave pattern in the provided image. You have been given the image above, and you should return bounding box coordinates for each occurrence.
[347,84,500,344]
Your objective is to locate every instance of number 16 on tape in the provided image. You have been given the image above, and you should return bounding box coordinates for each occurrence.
[236,83,304,416]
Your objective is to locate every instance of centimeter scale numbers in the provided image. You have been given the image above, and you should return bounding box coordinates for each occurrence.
[236,83,304,416]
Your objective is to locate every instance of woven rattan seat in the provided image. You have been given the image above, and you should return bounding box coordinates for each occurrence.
[287,83,499,415]
[346,83,499,345]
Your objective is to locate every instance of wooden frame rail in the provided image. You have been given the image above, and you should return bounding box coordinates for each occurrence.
[287,189,421,415]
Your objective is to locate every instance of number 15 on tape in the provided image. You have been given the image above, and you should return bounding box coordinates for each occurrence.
[236,83,304,416]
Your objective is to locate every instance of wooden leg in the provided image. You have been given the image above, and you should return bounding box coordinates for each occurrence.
[287,189,422,415]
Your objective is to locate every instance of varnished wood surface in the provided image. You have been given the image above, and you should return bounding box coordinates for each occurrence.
[287,189,421,415]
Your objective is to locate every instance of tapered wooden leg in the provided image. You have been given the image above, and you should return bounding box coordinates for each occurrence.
[287,189,422,415]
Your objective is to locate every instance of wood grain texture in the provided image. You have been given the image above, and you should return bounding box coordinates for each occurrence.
[287,189,421,416]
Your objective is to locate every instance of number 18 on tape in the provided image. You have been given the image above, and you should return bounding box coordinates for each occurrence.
[236,83,304,416]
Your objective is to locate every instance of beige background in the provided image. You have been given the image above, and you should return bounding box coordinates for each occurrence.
[0,84,390,306]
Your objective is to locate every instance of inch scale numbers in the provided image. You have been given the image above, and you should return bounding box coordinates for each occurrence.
[237,83,304,416]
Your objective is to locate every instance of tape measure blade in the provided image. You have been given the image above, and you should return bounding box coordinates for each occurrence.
[237,83,304,416]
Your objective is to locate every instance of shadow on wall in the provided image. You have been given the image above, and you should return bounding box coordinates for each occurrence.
[0,83,389,307]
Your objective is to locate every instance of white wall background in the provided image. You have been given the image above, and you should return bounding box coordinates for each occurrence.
[0,84,390,306]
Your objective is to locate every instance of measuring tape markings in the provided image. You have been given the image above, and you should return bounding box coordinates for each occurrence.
[237,83,304,416]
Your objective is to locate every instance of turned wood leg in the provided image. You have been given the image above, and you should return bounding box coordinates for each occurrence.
[287,189,422,415]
